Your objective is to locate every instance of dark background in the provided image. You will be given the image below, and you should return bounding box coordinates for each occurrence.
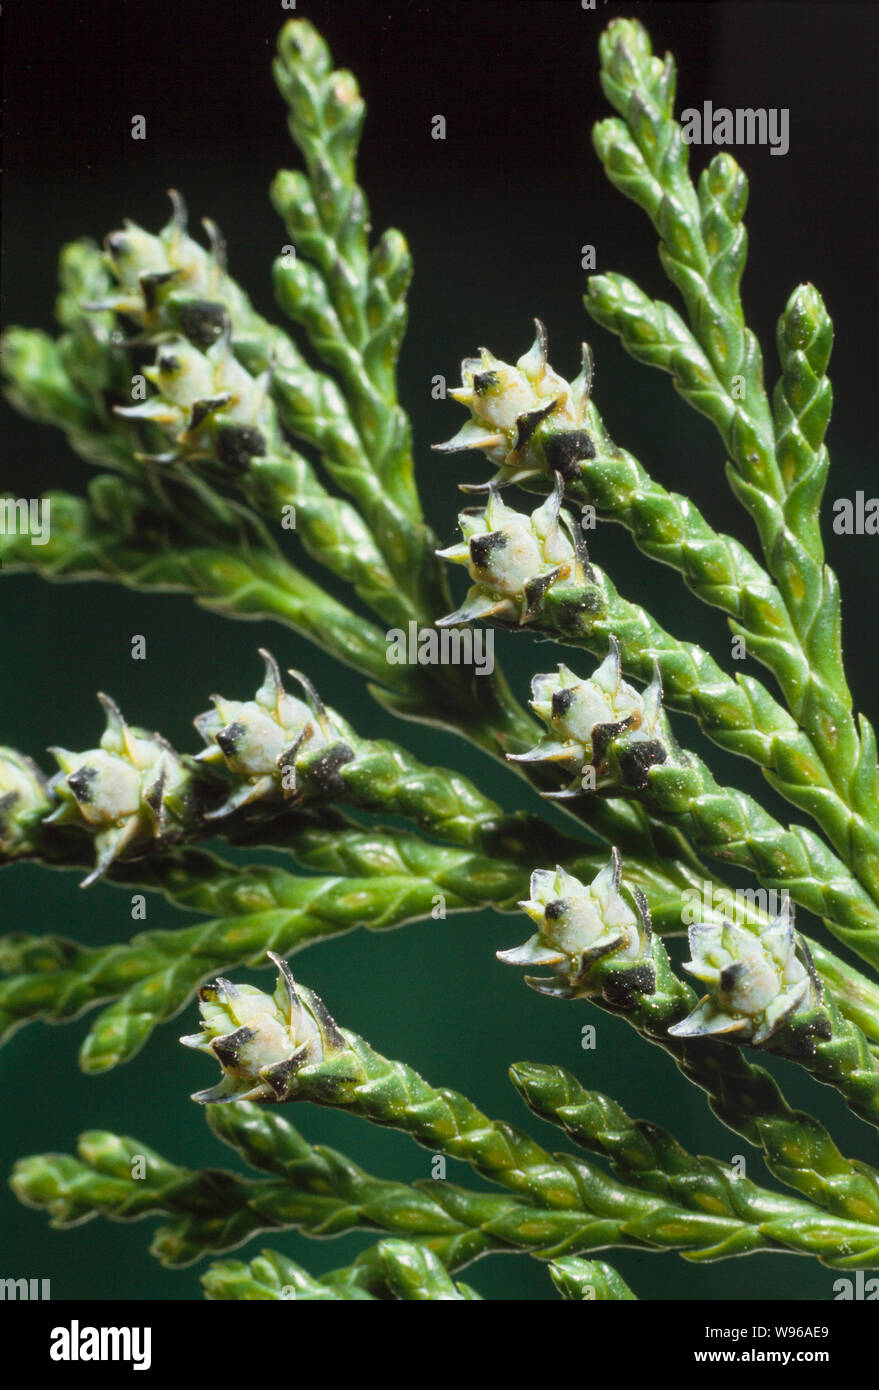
[2,0,878,1301]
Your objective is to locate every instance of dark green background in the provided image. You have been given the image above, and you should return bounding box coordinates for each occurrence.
[2,0,878,1301]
